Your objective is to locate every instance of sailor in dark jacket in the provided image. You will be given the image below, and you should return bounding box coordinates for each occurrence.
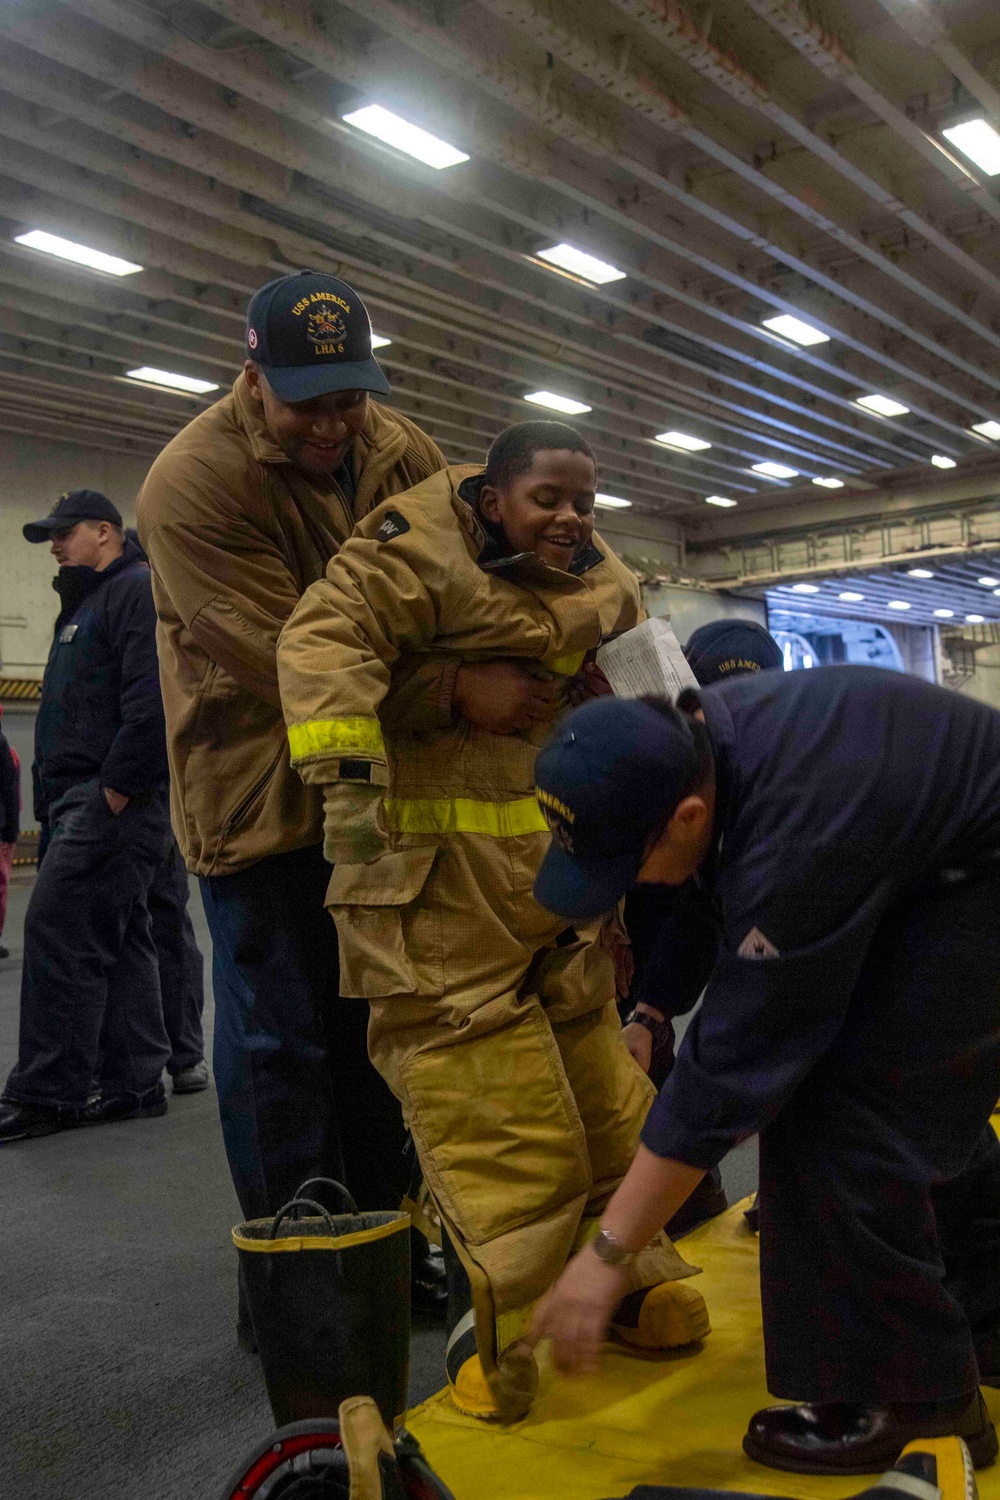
[0,491,172,1141]
[530,668,1000,1475]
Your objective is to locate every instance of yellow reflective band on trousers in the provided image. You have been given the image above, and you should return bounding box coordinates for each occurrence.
[383,795,548,837]
[287,716,385,763]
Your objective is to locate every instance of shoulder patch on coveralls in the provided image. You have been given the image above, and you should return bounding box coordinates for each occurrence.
[375,510,411,543]
[737,927,780,960]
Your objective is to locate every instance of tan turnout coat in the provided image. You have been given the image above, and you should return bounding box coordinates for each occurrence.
[277,467,696,1415]
[135,374,444,875]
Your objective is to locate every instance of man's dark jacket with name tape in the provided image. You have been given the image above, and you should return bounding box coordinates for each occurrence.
[34,533,167,820]
[641,664,1000,1169]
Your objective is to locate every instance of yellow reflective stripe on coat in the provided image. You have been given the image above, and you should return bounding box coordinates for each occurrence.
[384,795,548,837]
[547,650,586,677]
[287,716,385,763]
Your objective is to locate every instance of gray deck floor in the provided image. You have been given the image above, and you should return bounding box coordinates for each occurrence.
[0,872,756,1499]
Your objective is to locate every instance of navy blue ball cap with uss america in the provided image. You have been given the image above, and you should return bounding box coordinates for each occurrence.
[534,696,706,921]
[23,489,123,543]
[684,617,783,687]
[245,270,391,404]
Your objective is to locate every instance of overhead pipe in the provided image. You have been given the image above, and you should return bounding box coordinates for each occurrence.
[0,43,946,469]
[873,0,1000,125]
[599,0,1000,284]
[25,0,997,437]
[738,0,1000,224]
[479,0,1000,368]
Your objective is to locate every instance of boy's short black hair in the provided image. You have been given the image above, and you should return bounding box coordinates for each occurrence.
[484,421,596,491]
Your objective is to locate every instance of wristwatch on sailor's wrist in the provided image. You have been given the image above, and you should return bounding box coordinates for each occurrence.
[590,1227,637,1268]
[624,1007,663,1036]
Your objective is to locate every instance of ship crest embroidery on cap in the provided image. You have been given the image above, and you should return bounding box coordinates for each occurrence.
[306,302,348,354]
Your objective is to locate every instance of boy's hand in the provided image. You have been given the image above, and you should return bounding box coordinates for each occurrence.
[454,661,558,735]
[322,782,389,865]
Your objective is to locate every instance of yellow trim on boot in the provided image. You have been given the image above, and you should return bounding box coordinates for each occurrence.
[899,1438,978,1500]
[610,1279,711,1350]
[449,1354,503,1420]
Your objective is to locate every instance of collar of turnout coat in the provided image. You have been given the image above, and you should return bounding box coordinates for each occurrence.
[233,373,403,504]
[457,471,605,581]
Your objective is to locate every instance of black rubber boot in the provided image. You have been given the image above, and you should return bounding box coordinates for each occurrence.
[234,1178,411,1432]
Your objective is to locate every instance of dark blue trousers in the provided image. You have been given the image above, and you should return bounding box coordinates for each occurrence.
[4,779,172,1109]
[148,837,205,1074]
[760,865,1000,1404]
[200,843,408,1222]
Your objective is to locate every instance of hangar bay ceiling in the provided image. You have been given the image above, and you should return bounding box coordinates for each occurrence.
[2,0,1000,598]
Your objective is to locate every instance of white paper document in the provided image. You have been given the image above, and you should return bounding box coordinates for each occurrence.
[596,617,699,701]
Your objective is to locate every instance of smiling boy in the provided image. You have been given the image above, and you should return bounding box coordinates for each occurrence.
[277,421,709,1420]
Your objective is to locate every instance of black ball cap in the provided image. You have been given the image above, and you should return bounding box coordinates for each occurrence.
[23,489,123,544]
[245,270,391,404]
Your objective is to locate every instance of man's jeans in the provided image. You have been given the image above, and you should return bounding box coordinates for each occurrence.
[201,843,409,1222]
[4,779,171,1110]
[148,837,205,1074]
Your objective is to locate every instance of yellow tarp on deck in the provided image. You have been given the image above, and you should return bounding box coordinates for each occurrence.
[408,1199,1000,1500]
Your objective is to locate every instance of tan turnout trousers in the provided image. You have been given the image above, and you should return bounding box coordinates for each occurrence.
[326,828,695,1408]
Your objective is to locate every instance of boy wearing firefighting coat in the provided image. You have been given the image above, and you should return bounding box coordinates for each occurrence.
[277,422,708,1421]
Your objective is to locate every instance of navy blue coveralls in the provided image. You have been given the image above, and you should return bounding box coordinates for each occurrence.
[641,666,1000,1406]
[4,537,174,1111]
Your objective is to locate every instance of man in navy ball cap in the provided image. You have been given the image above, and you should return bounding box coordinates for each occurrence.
[137,269,556,1337]
[530,669,1000,1476]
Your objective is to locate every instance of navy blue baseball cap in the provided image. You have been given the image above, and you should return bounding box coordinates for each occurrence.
[24,489,123,543]
[534,697,708,920]
[245,271,391,403]
[684,618,782,686]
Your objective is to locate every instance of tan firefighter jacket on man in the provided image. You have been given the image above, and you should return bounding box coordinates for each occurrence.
[136,373,445,876]
[277,465,706,1419]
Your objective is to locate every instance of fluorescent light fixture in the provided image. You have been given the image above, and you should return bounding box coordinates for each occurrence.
[907,568,934,579]
[524,391,591,415]
[978,577,1000,586]
[791,582,820,593]
[967,614,986,623]
[341,104,469,169]
[993,589,1000,597]
[888,600,911,610]
[655,430,711,452]
[705,495,738,508]
[752,461,799,479]
[839,591,864,602]
[812,477,844,489]
[942,119,1000,177]
[855,393,910,418]
[594,493,632,509]
[934,609,955,619]
[972,420,1000,440]
[125,366,218,394]
[370,334,391,349]
[931,455,957,469]
[537,243,626,284]
[15,229,142,277]
[761,313,830,346]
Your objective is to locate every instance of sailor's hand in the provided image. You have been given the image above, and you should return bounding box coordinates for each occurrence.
[564,660,614,708]
[322,782,389,865]
[103,787,130,816]
[622,1022,653,1074]
[600,913,634,998]
[527,1244,626,1375]
[454,661,558,735]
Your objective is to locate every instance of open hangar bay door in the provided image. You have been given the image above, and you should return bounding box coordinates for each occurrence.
[740,555,1000,698]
